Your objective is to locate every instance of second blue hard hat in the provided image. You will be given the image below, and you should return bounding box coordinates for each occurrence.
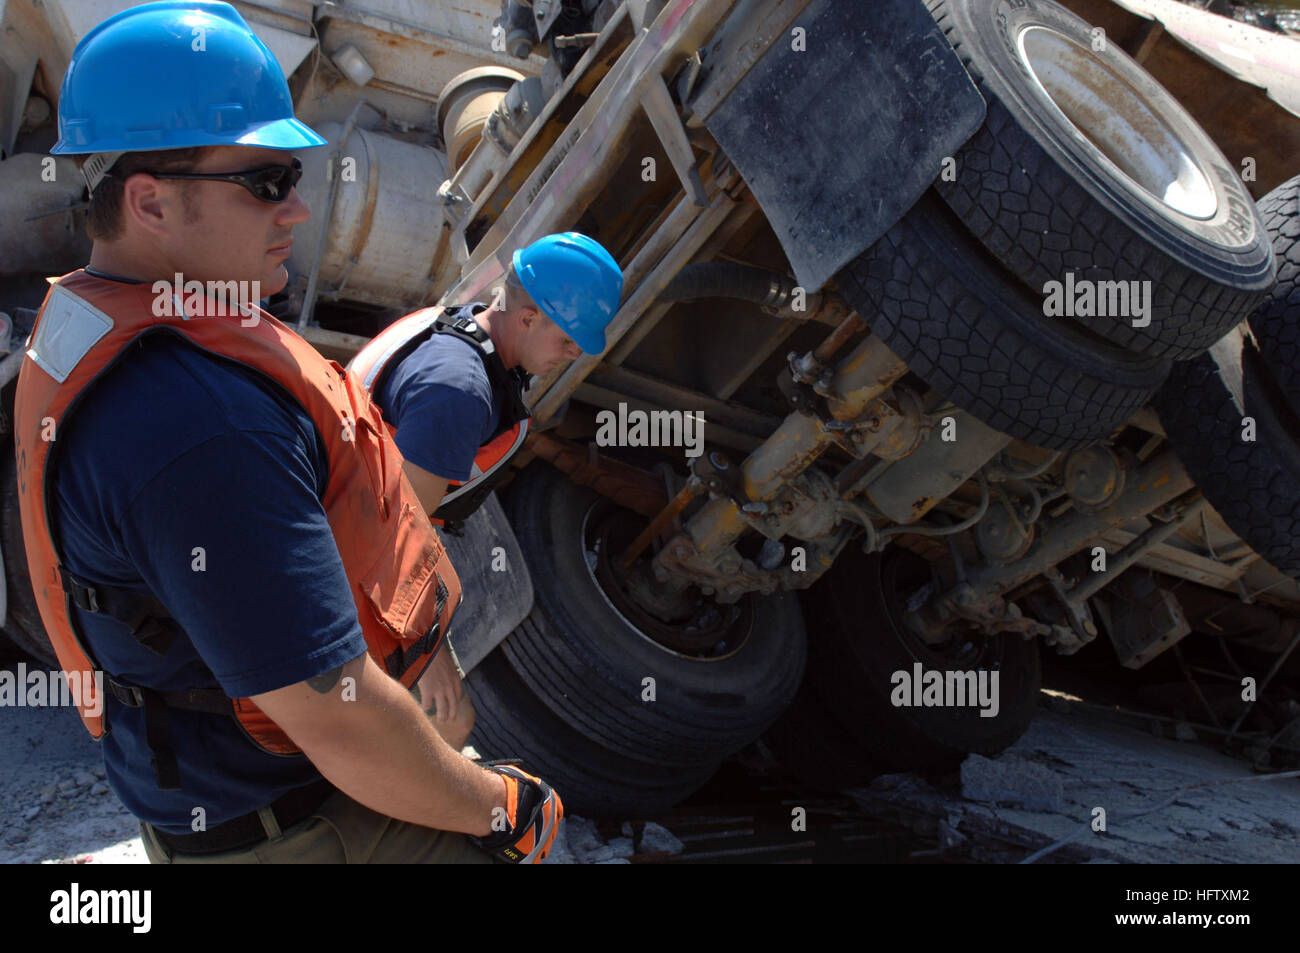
[513,233,623,355]
[51,0,325,155]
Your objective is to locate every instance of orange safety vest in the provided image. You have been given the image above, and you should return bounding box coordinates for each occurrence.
[348,306,530,530]
[14,270,461,786]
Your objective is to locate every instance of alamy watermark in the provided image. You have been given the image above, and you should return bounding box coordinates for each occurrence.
[50,883,150,933]
[594,402,705,458]
[1042,273,1151,328]
[0,663,103,717]
[890,662,1000,718]
[150,272,261,326]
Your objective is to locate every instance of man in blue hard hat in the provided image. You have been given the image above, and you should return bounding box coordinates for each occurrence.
[348,232,623,748]
[19,0,562,864]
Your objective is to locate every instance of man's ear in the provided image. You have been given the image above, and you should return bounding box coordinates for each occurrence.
[518,307,539,330]
[121,173,172,238]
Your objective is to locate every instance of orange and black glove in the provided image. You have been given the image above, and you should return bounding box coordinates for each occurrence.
[470,762,563,863]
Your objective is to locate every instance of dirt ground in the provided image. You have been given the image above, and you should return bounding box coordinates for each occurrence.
[1,662,1296,864]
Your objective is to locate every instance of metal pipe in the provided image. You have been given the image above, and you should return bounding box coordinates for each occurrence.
[999,450,1061,481]
[836,500,880,554]
[680,334,909,557]
[298,100,367,330]
[861,408,1010,524]
[524,432,666,517]
[619,477,703,567]
[964,448,1196,598]
[1226,623,1300,739]
[876,473,991,542]
[813,310,866,363]
[1068,496,1207,603]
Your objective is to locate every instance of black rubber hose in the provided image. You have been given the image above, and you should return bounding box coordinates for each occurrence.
[661,262,803,313]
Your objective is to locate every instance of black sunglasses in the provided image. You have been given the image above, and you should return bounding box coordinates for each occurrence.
[138,157,303,203]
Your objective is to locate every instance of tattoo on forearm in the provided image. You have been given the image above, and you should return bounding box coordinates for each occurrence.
[308,666,343,694]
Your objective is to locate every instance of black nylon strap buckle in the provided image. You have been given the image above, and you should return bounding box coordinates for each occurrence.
[57,566,178,658]
[59,567,100,613]
[105,676,145,708]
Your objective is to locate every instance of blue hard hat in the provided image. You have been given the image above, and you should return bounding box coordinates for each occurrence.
[51,1,325,155]
[513,233,623,355]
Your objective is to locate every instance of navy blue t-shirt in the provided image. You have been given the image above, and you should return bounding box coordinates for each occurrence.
[50,301,367,834]
[374,304,503,482]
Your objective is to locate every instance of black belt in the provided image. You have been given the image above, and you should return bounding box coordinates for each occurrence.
[150,778,337,856]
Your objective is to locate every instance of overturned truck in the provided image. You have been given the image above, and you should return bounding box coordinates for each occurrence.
[2,0,1300,815]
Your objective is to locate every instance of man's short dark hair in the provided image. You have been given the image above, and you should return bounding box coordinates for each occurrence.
[503,263,537,314]
[80,147,210,241]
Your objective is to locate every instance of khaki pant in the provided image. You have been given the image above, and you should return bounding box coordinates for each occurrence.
[140,787,494,864]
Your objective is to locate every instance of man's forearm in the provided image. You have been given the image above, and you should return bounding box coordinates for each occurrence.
[252,655,507,837]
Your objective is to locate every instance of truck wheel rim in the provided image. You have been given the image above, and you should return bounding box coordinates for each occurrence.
[578,500,752,661]
[1016,24,1218,220]
[883,550,997,671]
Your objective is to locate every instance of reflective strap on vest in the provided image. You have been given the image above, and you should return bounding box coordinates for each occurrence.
[437,417,530,514]
[356,309,442,392]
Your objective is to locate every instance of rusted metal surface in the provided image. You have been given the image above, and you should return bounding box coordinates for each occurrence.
[314,0,547,86]
[812,308,867,364]
[1069,496,1208,603]
[862,410,1011,525]
[453,6,636,240]
[448,0,743,303]
[645,335,911,596]
[1058,0,1300,196]
[698,335,909,523]
[965,448,1197,598]
[619,477,703,567]
[523,432,667,517]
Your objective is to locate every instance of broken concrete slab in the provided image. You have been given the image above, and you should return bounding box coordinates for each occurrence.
[961,753,1068,812]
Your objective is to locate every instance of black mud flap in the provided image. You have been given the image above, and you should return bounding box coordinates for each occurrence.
[704,0,985,292]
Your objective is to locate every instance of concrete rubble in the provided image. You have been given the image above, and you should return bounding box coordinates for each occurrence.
[852,698,1300,863]
[4,663,1296,864]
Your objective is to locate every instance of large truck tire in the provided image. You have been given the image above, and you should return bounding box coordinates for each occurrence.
[837,191,1170,450]
[466,647,716,818]
[801,547,1042,773]
[765,547,1042,790]
[500,462,807,766]
[762,672,884,793]
[1249,175,1300,408]
[927,0,1275,360]
[1153,331,1300,579]
[0,453,55,666]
